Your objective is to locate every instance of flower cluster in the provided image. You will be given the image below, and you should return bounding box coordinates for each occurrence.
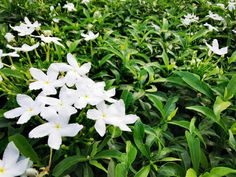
[4,53,139,150]
[181,13,199,26]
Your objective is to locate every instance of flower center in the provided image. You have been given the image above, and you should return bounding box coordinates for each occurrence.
[54,123,61,129]
[28,107,33,112]
[44,81,49,85]
[102,113,107,119]
[84,95,89,99]
[0,167,5,174]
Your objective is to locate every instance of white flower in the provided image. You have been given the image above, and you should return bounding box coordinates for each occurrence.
[29,115,83,150]
[228,0,236,11]
[81,31,99,41]
[10,24,35,36]
[62,53,91,87]
[6,42,39,52]
[4,33,15,43]
[0,49,19,58]
[50,5,54,11]
[205,39,228,55]
[63,2,76,12]
[0,142,29,177]
[81,0,90,4]
[33,35,64,47]
[181,13,199,26]
[4,94,43,124]
[206,11,224,21]
[151,22,160,31]
[39,86,77,119]
[87,100,138,136]
[29,65,65,95]
[52,18,60,23]
[23,17,41,30]
[216,3,225,9]
[203,23,218,31]
[232,29,236,33]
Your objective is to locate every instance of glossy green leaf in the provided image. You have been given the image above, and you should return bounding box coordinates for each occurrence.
[134,165,150,177]
[186,168,197,177]
[224,75,236,100]
[9,134,40,164]
[200,167,236,177]
[146,94,165,118]
[213,96,231,119]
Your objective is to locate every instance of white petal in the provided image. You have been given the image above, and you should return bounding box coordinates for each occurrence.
[95,119,106,136]
[212,39,219,50]
[218,46,228,55]
[48,131,62,150]
[30,68,47,80]
[40,107,57,120]
[17,112,33,124]
[39,97,60,106]
[67,53,78,68]
[123,115,139,124]
[118,124,131,132]
[9,158,29,176]
[87,109,100,120]
[3,142,19,167]
[47,65,59,81]
[29,123,52,138]
[60,124,83,137]
[16,94,33,107]
[4,108,24,118]
[29,81,43,90]
[77,62,91,75]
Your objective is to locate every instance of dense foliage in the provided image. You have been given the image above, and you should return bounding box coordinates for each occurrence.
[0,0,236,176]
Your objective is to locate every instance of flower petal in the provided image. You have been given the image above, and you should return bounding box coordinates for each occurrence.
[16,94,33,107]
[60,124,83,137]
[30,68,47,81]
[48,131,62,150]
[9,158,29,176]
[4,107,24,119]
[29,123,52,138]
[95,119,106,137]
[3,142,19,168]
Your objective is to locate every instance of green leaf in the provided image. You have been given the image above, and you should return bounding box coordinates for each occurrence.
[93,150,123,161]
[200,167,236,177]
[186,168,197,177]
[126,141,137,168]
[228,51,236,64]
[133,121,150,159]
[9,134,40,164]
[1,68,25,80]
[189,30,208,42]
[229,130,236,151]
[224,75,236,100]
[108,160,116,177]
[213,96,231,119]
[121,90,133,109]
[134,165,150,177]
[52,155,87,177]
[89,160,108,173]
[115,163,127,177]
[146,94,165,118]
[176,71,214,99]
[162,50,169,69]
[186,131,201,173]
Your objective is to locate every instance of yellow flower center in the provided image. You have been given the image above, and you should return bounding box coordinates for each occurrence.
[0,167,5,174]
[84,95,89,99]
[28,108,33,112]
[54,123,61,129]
[102,113,107,118]
[44,81,49,85]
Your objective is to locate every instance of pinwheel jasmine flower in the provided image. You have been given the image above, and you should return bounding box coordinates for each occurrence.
[0,142,29,177]
[0,49,19,58]
[29,65,65,95]
[63,53,91,86]
[87,100,138,136]
[33,34,64,47]
[81,31,99,41]
[10,24,35,36]
[39,86,77,119]
[205,39,228,55]
[6,42,39,52]
[23,17,41,30]
[4,33,15,43]
[181,13,199,26]
[204,23,218,31]
[63,2,76,11]
[206,11,224,21]
[29,115,83,150]
[4,94,43,124]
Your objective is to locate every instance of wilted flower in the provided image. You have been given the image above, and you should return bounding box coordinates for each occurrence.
[0,142,29,177]
[205,39,228,55]
[5,32,15,43]
[29,115,83,150]
[63,2,76,12]
[206,11,224,21]
[4,94,43,124]
[81,31,99,41]
[181,13,199,26]
[87,100,139,136]
[6,42,39,52]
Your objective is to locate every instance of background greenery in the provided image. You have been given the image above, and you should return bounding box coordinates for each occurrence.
[0,0,236,176]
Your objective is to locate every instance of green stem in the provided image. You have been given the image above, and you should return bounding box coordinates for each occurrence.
[25,52,32,67]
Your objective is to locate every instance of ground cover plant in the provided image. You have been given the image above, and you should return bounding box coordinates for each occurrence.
[0,0,236,176]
